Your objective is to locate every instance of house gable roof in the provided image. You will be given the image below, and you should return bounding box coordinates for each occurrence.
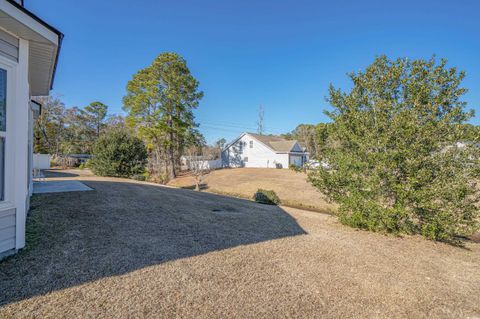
[224,132,304,153]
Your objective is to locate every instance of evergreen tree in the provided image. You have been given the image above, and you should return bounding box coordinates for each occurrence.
[123,52,203,181]
[309,56,480,242]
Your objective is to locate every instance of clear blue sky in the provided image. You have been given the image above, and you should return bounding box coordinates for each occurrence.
[28,0,480,144]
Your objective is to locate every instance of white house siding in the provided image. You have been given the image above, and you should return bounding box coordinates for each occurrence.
[289,154,303,167]
[0,39,30,258]
[222,134,290,168]
[0,208,15,257]
[0,0,61,258]
[0,28,18,62]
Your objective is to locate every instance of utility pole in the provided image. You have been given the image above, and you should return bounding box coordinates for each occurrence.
[256,105,265,135]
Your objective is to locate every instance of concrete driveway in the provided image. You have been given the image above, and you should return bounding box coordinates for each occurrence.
[0,170,479,318]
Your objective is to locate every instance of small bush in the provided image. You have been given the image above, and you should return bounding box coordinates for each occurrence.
[131,174,146,181]
[90,130,147,178]
[254,189,280,205]
[289,164,304,173]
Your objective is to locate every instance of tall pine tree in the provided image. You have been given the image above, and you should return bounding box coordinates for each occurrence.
[123,52,203,181]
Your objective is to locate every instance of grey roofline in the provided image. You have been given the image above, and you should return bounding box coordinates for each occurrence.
[5,0,64,90]
[222,132,305,154]
[30,99,41,114]
[222,132,247,152]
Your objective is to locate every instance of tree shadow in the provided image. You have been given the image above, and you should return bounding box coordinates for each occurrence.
[43,169,80,178]
[0,180,306,306]
[179,183,209,190]
[222,144,245,167]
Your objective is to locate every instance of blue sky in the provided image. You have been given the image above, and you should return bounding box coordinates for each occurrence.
[29,0,480,144]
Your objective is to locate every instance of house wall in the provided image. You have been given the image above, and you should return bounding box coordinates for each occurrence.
[0,208,15,257]
[0,38,29,258]
[0,28,19,62]
[289,154,303,167]
[222,134,290,169]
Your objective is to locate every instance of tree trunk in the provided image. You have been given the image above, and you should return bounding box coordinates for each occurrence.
[167,115,176,180]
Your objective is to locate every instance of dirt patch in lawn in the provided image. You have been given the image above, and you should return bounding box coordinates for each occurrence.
[168,168,335,213]
[1,172,479,318]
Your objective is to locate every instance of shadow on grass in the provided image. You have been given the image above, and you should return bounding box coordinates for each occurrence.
[179,183,209,190]
[0,180,306,306]
[43,169,80,178]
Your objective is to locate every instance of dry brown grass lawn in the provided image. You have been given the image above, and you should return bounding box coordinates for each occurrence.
[0,169,479,318]
[168,168,335,213]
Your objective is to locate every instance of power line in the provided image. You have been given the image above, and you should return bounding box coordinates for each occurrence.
[200,121,286,132]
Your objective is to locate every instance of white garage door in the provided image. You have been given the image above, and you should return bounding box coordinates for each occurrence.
[289,155,303,167]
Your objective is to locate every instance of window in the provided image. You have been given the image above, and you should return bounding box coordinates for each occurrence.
[249,141,253,148]
[0,68,6,201]
[244,157,248,162]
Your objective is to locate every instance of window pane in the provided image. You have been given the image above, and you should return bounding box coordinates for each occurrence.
[0,68,6,131]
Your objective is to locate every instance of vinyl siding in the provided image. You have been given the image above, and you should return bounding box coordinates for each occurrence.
[0,29,19,61]
[222,134,290,168]
[289,154,303,166]
[0,208,16,255]
[291,143,303,152]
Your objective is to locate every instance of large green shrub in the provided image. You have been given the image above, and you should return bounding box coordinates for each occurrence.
[309,56,480,243]
[90,130,147,178]
[254,189,281,205]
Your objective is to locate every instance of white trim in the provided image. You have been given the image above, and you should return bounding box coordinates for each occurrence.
[222,132,247,152]
[0,201,15,211]
[13,38,28,249]
[0,1,58,44]
[0,53,17,207]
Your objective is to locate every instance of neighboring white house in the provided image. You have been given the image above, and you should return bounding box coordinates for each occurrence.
[0,0,62,258]
[221,132,308,168]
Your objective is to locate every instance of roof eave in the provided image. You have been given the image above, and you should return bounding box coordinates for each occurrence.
[2,0,63,94]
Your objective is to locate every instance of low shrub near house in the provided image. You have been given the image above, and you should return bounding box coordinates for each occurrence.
[90,130,147,178]
[289,164,304,173]
[254,189,280,205]
[131,174,146,181]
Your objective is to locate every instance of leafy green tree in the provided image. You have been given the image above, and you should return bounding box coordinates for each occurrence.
[61,106,96,154]
[309,56,480,243]
[286,124,319,156]
[34,95,67,155]
[314,123,332,157]
[123,52,203,181]
[215,138,227,149]
[83,101,108,137]
[90,130,147,177]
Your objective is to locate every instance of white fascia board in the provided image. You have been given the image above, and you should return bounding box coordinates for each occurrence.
[222,132,247,151]
[0,1,58,45]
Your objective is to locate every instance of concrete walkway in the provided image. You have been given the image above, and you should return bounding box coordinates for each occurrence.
[33,180,93,194]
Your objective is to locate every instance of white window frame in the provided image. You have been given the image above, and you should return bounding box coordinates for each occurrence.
[249,141,253,148]
[0,54,17,210]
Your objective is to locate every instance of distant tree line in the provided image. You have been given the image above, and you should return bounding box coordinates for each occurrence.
[34,96,124,155]
[35,52,207,184]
